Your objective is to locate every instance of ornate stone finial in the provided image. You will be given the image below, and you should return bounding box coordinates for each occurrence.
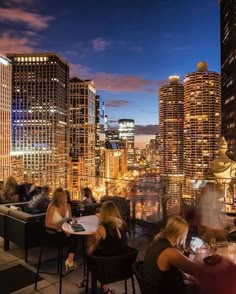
[219,136,228,154]
[210,136,235,183]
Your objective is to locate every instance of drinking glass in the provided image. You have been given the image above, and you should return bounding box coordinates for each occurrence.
[209,238,217,254]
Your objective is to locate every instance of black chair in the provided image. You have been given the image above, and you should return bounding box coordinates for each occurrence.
[34,228,70,294]
[85,247,138,294]
[132,261,157,294]
[81,203,101,216]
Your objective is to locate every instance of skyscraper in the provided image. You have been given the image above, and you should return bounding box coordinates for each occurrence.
[184,62,221,197]
[0,55,11,182]
[95,95,102,186]
[7,53,69,189]
[220,0,236,160]
[69,77,96,196]
[159,76,184,201]
[118,119,135,168]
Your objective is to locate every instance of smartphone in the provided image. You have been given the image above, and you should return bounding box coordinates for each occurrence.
[190,237,204,252]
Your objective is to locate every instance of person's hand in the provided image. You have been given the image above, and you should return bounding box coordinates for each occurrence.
[183,273,198,285]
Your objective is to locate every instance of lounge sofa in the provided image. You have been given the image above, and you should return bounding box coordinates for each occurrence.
[0,201,101,262]
[0,202,46,262]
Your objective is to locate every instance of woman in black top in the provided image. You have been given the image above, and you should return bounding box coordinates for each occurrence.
[144,215,200,294]
[87,201,128,294]
[88,200,127,256]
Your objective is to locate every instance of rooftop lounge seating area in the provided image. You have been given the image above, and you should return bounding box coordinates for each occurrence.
[1,172,236,293]
[0,220,152,294]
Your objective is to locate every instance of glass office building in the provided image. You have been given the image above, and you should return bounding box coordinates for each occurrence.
[220,0,236,160]
[0,55,11,182]
[7,53,69,189]
[118,119,135,168]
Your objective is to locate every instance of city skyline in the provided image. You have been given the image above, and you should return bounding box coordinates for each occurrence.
[0,0,220,147]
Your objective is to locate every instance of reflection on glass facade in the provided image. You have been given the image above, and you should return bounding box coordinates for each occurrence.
[184,62,221,198]
[7,53,69,189]
[118,119,134,168]
[220,0,236,160]
[69,77,96,196]
[0,55,11,181]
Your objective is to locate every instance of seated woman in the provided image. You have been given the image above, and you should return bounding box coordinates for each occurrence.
[82,187,96,205]
[0,176,20,203]
[45,187,77,271]
[144,215,200,294]
[88,200,128,256]
[87,201,128,294]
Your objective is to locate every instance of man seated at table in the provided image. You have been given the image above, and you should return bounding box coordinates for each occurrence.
[27,185,51,213]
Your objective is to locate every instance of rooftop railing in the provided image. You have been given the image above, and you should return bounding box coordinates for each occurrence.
[0,164,236,227]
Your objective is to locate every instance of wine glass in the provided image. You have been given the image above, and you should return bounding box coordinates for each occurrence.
[209,238,217,254]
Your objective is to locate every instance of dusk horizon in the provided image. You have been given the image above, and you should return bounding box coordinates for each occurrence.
[0,0,220,145]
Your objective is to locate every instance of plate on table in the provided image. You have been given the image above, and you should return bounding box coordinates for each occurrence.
[203,254,223,265]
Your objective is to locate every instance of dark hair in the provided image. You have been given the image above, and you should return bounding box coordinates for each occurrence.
[83,187,96,203]
[83,187,92,198]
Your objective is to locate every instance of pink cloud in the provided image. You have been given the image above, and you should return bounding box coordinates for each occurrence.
[3,0,35,4]
[91,37,111,52]
[70,63,91,77]
[94,72,163,92]
[105,100,131,108]
[70,63,167,93]
[0,8,53,30]
[0,32,37,54]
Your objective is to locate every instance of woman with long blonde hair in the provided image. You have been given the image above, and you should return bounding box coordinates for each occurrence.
[144,215,200,294]
[87,201,129,294]
[88,200,127,256]
[45,187,77,271]
[0,176,19,203]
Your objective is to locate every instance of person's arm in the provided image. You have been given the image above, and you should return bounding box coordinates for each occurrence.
[159,247,200,276]
[87,225,106,254]
[82,197,88,205]
[45,204,61,230]
[68,203,72,219]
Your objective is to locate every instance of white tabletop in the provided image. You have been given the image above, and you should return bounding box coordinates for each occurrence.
[217,244,236,264]
[191,243,236,264]
[62,215,99,235]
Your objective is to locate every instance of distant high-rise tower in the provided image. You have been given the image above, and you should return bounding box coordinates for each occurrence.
[184,62,221,197]
[118,119,135,168]
[95,95,102,186]
[69,77,96,197]
[0,55,11,182]
[7,53,69,189]
[159,75,184,201]
[220,0,236,160]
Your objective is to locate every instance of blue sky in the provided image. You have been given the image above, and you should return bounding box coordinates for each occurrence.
[0,0,220,144]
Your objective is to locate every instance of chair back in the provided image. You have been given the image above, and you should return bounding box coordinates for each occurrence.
[132,261,158,294]
[43,228,67,248]
[227,229,236,242]
[81,203,101,216]
[86,247,138,284]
